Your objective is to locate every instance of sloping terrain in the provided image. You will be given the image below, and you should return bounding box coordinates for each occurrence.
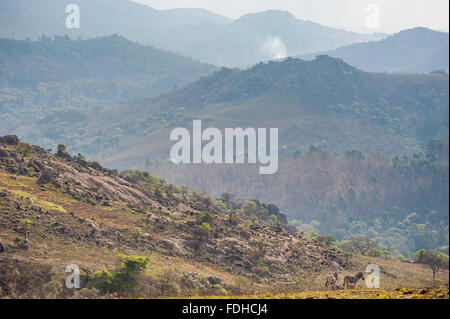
[301,28,449,73]
[1,136,447,298]
[0,135,351,298]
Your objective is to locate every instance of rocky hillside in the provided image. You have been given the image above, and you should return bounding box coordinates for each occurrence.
[0,135,353,298]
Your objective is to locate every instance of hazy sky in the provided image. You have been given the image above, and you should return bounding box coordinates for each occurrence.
[132,0,449,32]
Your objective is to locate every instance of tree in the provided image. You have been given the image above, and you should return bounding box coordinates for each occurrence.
[242,200,258,216]
[221,192,234,202]
[268,214,278,226]
[414,249,449,280]
[367,248,383,257]
[317,235,336,247]
[90,255,149,295]
[349,236,378,256]
[114,254,150,295]
[17,143,32,160]
[180,185,189,199]
[57,144,67,156]
[90,269,114,294]
[197,223,212,239]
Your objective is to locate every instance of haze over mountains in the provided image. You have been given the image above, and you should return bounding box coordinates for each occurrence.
[108,57,448,167]
[0,0,386,67]
[0,35,216,137]
[6,55,445,169]
[301,27,449,73]
[0,1,449,294]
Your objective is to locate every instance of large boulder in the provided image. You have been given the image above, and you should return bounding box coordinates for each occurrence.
[0,148,10,158]
[0,135,19,145]
[37,169,58,184]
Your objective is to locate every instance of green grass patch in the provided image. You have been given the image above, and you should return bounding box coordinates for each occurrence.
[10,189,66,213]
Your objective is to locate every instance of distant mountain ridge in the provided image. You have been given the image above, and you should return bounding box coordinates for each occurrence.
[301,27,449,73]
[0,0,386,67]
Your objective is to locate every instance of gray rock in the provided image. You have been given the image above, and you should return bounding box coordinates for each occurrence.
[0,148,10,158]
[207,276,222,285]
[0,135,19,145]
[37,169,58,184]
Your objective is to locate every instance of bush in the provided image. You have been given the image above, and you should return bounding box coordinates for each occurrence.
[114,254,150,294]
[368,248,383,257]
[212,284,228,296]
[41,279,59,299]
[199,212,215,224]
[317,235,336,247]
[90,269,115,294]
[19,219,33,238]
[90,255,149,295]
[197,222,212,238]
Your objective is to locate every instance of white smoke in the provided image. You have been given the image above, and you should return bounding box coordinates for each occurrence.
[262,36,288,60]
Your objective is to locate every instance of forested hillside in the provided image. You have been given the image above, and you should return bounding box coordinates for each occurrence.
[0,35,217,136]
[37,56,448,168]
[151,140,449,259]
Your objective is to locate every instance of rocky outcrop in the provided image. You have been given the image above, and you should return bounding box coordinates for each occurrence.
[37,169,59,184]
[0,148,10,158]
[0,135,19,145]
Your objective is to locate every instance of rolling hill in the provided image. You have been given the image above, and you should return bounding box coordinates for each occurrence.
[43,55,448,168]
[0,35,217,137]
[0,0,386,67]
[301,27,449,73]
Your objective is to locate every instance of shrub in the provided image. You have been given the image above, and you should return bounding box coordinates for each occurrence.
[90,269,115,294]
[114,254,150,294]
[212,284,228,296]
[199,212,215,224]
[197,222,212,238]
[19,219,33,238]
[317,235,336,247]
[368,248,383,257]
[90,255,150,295]
[41,279,59,299]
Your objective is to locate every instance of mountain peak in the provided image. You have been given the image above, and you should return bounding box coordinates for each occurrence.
[236,10,297,23]
[393,26,448,39]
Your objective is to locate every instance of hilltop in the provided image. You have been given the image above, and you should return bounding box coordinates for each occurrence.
[40,56,448,167]
[301,28,449,73]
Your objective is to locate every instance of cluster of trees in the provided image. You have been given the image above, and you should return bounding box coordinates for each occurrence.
[90,254,149,295]
[155,140,449,258]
